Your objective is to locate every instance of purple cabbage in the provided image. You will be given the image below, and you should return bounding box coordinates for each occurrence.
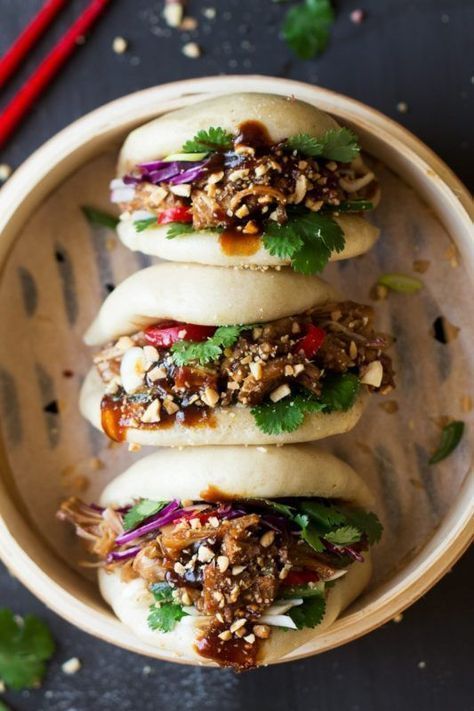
[107,546,141,563]
[323,540,365,562]
[125,159,210,186]
[114,499,181,545]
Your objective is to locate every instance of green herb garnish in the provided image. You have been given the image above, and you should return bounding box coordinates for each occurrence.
[81,206,119,229]
[251,373,359,435]
[182,127,234,154]
[166,222,196,239]
[324,526,362,545]
[123,500,167,531]
[147,583,188,633]
[377,273,424,294]
[429,421,465,465]
[0,610,55,690]
[288,595,326,629]
[133,217,157,232]
[171,325,248,366]
[282,0,335,60]
[286,127,360,163]
[262,209,345,274]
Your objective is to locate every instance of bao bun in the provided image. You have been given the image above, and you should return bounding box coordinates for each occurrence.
[116,93,379,267]
[98,445,374,666]
[80,263,366,446]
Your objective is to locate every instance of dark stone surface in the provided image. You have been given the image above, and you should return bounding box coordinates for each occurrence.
[0,1,472,709]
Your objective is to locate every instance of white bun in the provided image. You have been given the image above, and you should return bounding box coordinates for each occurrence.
[118,93,340,174]
[84,262,339,347]
[99,445,374,508]
[117,214,379,267]
[80,366,366,447]
[98,445,374,666]
[117,93,379,266]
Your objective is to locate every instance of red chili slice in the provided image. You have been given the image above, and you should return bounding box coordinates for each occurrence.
[157,206,193,224]
[145,322,216,348]
[292,324,326,359]
[281,569,320,586]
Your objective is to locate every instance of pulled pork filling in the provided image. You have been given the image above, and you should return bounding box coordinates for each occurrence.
[115,121,378,238]
[95,301,395,441]
[58,496,381,670]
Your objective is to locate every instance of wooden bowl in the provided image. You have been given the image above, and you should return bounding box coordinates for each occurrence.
[0,76,472,665]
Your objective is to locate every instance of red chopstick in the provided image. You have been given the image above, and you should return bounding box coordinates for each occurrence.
[0,0,70,89]
[0,0,112,150]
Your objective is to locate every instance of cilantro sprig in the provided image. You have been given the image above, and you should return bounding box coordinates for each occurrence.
[262,209,345,275]
[285,127,360,163]
[282,0,335,60]
[123,500,167,531]
[166,222,196,238]
[251,373,360,435]
[288,595,326,629]
[147,583,188,633]
[81,205,119,229]
[171,325,249,366]
[0,610,55,690]
[182,127,234,154]
[133,217,157,232]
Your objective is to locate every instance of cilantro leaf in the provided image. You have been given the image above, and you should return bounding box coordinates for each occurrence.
[316,128,360,162]
[261,499,296,518]
[262,210,345,275]
[294,514,325,552]
[148,603,188,633]
[286,128,360,163]
[288,596,326,629]
[133,217,157,232]
[81,206,119,229]
[123,500,167,531]
[182,127,234,153]
[166,222,195,239]
[324,526,362,545]
[319,373,360,411]
[171,325,245,366]
[0,610,55,691]
[282,0,335,60]
[299,500,347,529]
[339,507,383,545]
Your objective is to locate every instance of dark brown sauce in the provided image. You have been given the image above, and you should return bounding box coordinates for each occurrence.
[219,230,261,256]
[101,395,216,442]
[195,628,258,671]
[199,485,236,503]
[235,120,272,149]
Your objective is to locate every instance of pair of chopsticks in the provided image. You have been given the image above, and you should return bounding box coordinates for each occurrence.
[0,0,112,150]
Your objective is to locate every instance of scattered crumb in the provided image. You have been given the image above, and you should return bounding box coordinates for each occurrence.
[379,400,399,414]
[408,419,415,431]
[392,613,403,623]
[412,259,430,273]
[128,442,142,452]
[112,36,128,54]
[433,414,453,429]
[0,163,12,183]
[62,657,81,675]
[417,660,427,669]
[397,101,408,114]
[70,475,90,493]
[410,478,424,490]
[180,16,198,31]
[443,243,459,267]
[460,395,473,413]
[182,41,201,58]
[356,441,372,455]
[369,283,388,301]
[203,7,216,19]
[105,236,117,251]
[350,9,365,24]
[163,1,184,28]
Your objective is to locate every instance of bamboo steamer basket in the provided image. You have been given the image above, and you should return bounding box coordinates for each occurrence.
[0,76,472,666]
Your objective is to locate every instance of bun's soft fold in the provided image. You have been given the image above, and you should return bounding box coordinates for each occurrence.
[97,445,374,666]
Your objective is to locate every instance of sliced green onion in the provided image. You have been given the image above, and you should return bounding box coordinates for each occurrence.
[162,152,208,162]
[377,273,424,294]
[429,421,465,464]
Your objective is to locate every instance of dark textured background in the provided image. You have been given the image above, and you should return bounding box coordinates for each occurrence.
[0,1,472,709]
